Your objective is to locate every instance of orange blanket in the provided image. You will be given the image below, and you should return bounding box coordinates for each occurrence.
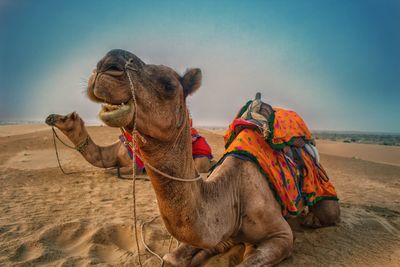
[268,108,313,149]
[218,106,338,216]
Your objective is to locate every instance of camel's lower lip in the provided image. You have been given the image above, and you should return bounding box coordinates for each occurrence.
[98,100,133,122]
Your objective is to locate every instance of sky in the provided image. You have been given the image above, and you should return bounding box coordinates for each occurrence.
[0,0,399,133]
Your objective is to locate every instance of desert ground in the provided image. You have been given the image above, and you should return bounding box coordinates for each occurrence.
[1,124,400,266]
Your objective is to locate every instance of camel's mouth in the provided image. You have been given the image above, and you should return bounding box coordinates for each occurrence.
[98,99,134,127]
[99,101,132,119]
[87,68,135,128]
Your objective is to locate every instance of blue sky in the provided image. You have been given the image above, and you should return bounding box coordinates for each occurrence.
[1,0,399,132]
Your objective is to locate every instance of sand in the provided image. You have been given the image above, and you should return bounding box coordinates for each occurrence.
[0,124,49,138]
[1,125,399,266]
[316,140,400,167]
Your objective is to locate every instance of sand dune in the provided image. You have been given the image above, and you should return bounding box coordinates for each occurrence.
[317,139,400,167]
[1,125,399,266]
[0,124,49,137]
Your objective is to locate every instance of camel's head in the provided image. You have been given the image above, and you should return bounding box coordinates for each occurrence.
[45,112,84,133]
[87,49,201,141]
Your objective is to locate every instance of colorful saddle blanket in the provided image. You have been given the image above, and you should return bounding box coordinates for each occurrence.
[218,103,338,216]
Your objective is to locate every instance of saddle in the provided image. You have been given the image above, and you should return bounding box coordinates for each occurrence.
[234,93,318,168]
[215,93,337,216]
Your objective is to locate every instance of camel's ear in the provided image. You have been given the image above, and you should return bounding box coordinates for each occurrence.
[181,68,202,97]
[70,112,78,120]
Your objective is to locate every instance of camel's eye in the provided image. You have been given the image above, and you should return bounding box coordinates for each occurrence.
[164,83,174,92]
[161,79,176,95]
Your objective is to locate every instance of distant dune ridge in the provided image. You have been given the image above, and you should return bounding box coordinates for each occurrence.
[314,130,400,146]
[0,124,399,266]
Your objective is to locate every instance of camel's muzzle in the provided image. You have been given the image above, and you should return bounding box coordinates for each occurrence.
[45,114,58,126]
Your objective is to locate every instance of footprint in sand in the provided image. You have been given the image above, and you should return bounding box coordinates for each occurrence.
[39,221,96,258]
[90,224,136,265]
[10,242,43,263]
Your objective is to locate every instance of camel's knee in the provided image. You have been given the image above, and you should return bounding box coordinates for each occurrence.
[311,199,340,226]
[202,244,245,267]
[239,232,293,267]
[118,166,132,174]
[190,250,213,267]
[280,231,294,258]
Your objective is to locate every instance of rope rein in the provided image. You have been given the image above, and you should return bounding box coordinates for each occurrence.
[52,127,75,175]
[124,58,202,266]
[140,216,164,264]
[123,60,201,182]
[51,127,105,174]
[120,137,202,183]
[125,62,144,266]
[52,127,76,149]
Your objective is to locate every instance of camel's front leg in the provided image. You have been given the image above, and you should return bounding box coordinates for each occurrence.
[200,243,245,267]
[189,240,239,266]
[163,240,241,267]
[237,229,293,267]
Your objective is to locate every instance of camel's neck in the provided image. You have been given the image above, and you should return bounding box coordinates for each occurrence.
[139,121,241,247]
[59,122,119,168]
[140,121,198,192]
[139,121,204,238]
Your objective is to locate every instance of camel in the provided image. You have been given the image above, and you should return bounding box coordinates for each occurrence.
[45,112,213,174]
[45,112,137,174]
[86,49,340,266]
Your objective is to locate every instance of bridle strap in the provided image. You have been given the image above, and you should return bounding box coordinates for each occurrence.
[124,59,201,182]
[51,127,90,152]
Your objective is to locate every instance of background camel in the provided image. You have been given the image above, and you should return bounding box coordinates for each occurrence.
[45,112,213,174]
[86,49,340,266]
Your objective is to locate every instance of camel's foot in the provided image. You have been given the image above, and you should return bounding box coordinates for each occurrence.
[190,240,238,267]
[118,166,133,175]
[301,200,340,228]
[116,166,145,177]
[301,211,322,228]
[163,240,239,267]
[163,243,200,267]
[237,223,293,267]
[202,244,245,267]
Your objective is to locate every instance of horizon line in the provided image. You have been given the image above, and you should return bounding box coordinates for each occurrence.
[1,120,400,136]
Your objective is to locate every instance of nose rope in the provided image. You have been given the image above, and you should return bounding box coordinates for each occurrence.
[124,58,202,267]
[124,59,202,182]
[124,59,145,267]
[50,127,94,175]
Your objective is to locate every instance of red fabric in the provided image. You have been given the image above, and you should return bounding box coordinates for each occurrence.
[121,126,212,164]
[191,127,212,159]
[119,131,144,170]
[191,127,199,136]
[192,136,212,158]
